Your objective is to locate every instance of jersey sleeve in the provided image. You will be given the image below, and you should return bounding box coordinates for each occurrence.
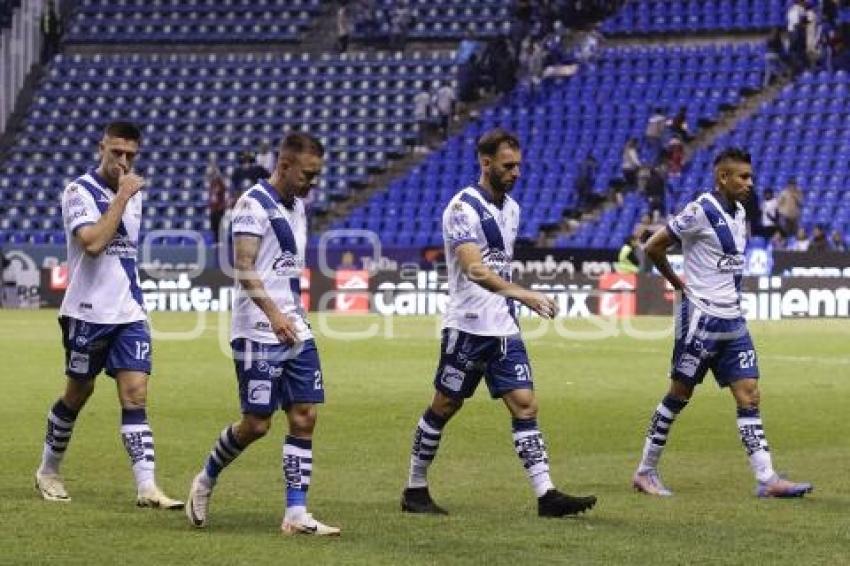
[444,200,480,249]
[231,195,268,238]
[667,201,703,243]
[62,183,100,235]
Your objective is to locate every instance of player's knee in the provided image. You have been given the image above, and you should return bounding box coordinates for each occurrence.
[512,397,538,419]
[64,379,95,408]
[288,404,317,435]
[432,394,463,419]
[239,416,272,440]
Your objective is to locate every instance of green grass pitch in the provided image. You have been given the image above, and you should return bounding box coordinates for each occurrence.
[1,310,848,565]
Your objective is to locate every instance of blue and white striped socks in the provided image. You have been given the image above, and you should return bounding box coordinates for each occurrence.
[638,394,688,473]
[407,408,447,488]
[120,408,156,491]
[39,399,79,475]
[737,407,775,483]
[512,418,555,497]
[203,425,245,484]
[283,435,312,520]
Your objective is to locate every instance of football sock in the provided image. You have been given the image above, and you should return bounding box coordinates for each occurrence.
[512,418,555,498]
[39,399,79,475]
[203,425,244,485]
[407,408,447,488]
[120,408,156,491]
[283,435,312,521]
[736,407,775,483]
[637,394,688,473]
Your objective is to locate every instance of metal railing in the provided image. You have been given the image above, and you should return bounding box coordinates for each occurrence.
[0,0,42,135]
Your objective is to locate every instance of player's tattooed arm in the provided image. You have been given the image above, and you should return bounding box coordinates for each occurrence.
[75,173,144,255]
[644,226,688,293]
[233,234,298,345]
[454,242,557,319]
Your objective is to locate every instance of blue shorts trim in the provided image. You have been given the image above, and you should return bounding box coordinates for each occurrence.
[670,299,759,388]
[59,316,152,380]
[433,329,533,400]
[232,338,324,415]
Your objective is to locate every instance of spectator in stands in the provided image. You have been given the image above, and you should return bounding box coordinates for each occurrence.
[741,186,763,237]
[788,0,808,69]
[805,3,822,66]
[336,2,352,53]
[644,108,667,162]
[665,137,684,176]
[668,107,692,143]
[621,138,641,190]
[777,179,804,236]
[808,224,829,252]
[40,1,63,64]
[256,141,275,174]
[389,0,411,51]
[769,230,787,250]
[413,87,432,152]
[575,153,598,211]
[231,152,268,197]
[206,156,228,245]
[824,0,839,27]
[432,82,456,140]
[791,227,810,251]
[760,188,779,237]
[830,229,846,251]
[764,28,790,86]
[645,164,667,222]
[615,235,641,274]
[511,0,533,53]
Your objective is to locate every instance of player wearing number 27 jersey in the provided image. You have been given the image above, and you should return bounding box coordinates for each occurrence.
[400,128,596,518]
[632,147,812,499]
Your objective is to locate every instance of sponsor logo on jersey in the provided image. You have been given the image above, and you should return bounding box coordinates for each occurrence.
[272,251,302,276]
[247,379,272,404]
[717,254,745,273]
[232,214,257,226]
[68,209,89,221]
[79,302,93,310]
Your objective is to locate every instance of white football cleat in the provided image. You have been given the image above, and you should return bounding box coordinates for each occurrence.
[281,513,341,537]
[632,469,673,497]
[137,485,184,510]
[35,471,71,502]
[186,473,213,528]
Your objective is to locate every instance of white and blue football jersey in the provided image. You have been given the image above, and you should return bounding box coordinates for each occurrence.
[667,191,747,319]
[60,170,146,324]
[442,185,520,336]
[230,180,311,344]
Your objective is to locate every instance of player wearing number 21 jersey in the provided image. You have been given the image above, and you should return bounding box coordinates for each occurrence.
[400,128,597,518]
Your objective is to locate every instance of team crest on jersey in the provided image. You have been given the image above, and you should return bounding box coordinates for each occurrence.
[272,251,302,276]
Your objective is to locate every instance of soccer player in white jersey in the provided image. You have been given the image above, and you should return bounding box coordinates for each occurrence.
[35,122,183,509]
[632,147,813,498]
[186,133,339,536]
[400,129,597,517]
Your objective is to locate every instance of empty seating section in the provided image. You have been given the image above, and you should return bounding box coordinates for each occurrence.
[65,0,321,44]
[602,0,786,35]
[0,51,456,245]
[334,43,765,248]
[353,0,510,41]
[674,69,850,243]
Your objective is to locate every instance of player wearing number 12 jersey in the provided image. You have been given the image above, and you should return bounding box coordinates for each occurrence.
[35,121,183,509]
[400,128,596,518]
[632,147,812,498]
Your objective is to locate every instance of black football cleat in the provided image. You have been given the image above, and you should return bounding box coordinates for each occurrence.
[401,487,448,515]
[537,489,597,517]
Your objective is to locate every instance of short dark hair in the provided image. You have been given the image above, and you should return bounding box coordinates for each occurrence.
[713,147,751,167]
[280,132,325,158]
[476,128,520,157]
[104,121,142,143]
